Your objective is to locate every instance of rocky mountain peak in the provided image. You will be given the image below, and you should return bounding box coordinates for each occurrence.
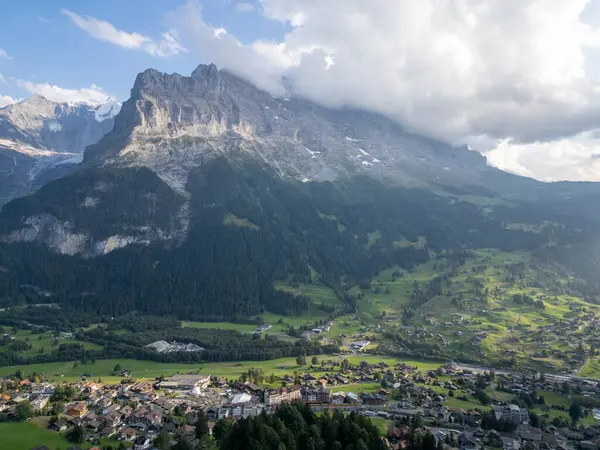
[84,62,512,194]
[0,94,119,204]
[191,63,219,78]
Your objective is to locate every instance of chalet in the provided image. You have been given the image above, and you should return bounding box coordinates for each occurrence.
[460,437,477,450]
[99,427,117,439]
[388,426,409,443]
[501,437,521,450]
[331,392,346,404]
[360,393,386,406]
[334,374,349,384]
[120,427,137,441]
[517,425,542,443]
[350,340,370,351]
[85,420,102,433]
[133,436,151,450]
[48,419,68,432]
[65,402,87,417]
[253,324,272,334]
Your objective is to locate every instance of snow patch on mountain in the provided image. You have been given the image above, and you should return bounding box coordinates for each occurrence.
[94,97,122,122]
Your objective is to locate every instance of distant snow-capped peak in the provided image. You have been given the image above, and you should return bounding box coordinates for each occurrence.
[94,97,122,122]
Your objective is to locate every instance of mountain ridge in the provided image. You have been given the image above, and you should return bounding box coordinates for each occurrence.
[0,94,121,204]
[83,64,520,196]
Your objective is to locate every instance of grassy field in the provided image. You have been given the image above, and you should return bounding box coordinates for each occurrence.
[0,329,102,358]
[274,282,342,307]
[578,359,600,378]
[0,355,444,383]
[369,417,393,434]
[0,421,86,450]
[182,321,258,333]
[539,390,570,407]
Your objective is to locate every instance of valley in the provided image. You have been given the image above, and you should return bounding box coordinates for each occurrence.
[0,246,598,378]
[2,63,600,449]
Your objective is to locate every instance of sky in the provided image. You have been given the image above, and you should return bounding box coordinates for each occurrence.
[3,1,600,182]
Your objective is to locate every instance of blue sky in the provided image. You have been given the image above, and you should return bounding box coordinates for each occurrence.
[0,0,287,102]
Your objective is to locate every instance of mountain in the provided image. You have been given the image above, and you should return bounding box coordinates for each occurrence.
[0,64,600,323]
[0,95,121,204]
[83,64,526,195]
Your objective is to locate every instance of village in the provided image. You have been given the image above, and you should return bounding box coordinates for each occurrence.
[2,357,600,450]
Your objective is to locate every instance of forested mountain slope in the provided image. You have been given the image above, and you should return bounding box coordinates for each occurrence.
[0,64,599,321]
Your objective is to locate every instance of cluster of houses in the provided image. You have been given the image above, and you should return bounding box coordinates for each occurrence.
[4,358,600,450]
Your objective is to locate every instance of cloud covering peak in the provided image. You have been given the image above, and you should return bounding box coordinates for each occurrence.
[172,0,600,181]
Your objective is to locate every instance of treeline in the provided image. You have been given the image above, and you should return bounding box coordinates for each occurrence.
[0,337,339,368]
[85,326,339,363]
[219,402,387,450]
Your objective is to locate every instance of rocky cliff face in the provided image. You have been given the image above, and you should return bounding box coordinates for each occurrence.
[0,95,120,204]
[84,64,502,192]
[0,63,533,256]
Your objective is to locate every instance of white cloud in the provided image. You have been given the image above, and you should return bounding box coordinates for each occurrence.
[16,80,113,105]
[0,73,5,85]
[61,9,187,57]
[486,132,600,181]
[0,49,11,60]
[0,95,21,108]
[235,2,256,13]
[171,0,600,181]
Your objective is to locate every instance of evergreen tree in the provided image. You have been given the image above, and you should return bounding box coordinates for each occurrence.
[196,410,210,440]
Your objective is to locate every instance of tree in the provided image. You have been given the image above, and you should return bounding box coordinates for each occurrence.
[422,432,437,450]
[561,382,570,394]
[474,388,491,405]
[341,359,350,372]
[153,430,171,450]
[412,414,424,429]
[311,356,319,365]
[113,363,122,374]
[213,418,234,442]
[50,401,64,416]
[569,403,582,423]
[196,410,209,440]
[172,436,195,450]
[15,401,34,420]
[296,355,306,367]
[529,411,541,428]
[67,425,86,443]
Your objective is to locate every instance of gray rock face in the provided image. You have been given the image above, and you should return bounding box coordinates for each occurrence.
[0,95,120,204]
[84,64,502,193]
[0,212,178,257]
